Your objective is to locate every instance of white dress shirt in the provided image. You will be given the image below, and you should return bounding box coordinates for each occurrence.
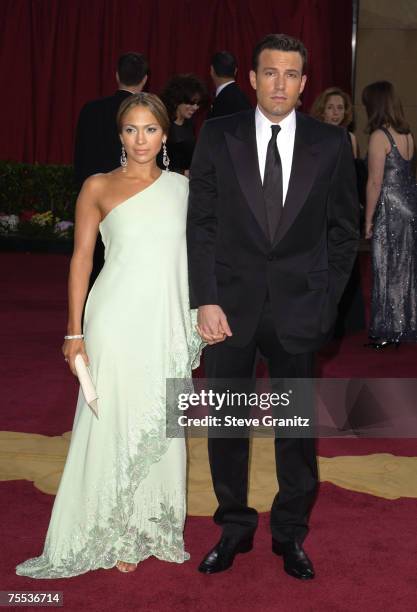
[255,106,296,205]
[215,80,235,97]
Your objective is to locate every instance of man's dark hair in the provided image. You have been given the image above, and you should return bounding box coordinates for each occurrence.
[211,51,237,78]
[252,33,308,74]
[117,52,148,86]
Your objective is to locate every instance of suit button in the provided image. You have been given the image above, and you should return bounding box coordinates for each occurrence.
[267,254,274,261]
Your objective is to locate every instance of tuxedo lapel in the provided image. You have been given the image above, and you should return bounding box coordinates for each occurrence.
[225,113,269,240]
[273,113,321,245]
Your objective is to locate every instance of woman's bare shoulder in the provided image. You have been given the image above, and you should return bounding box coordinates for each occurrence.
[82,171,121,196]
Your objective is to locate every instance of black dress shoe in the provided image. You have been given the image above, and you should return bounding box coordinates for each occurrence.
[198,536,253,574]
[272,540,315,580]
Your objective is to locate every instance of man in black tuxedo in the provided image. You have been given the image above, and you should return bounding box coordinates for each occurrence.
[207,51,252,119]
[74,52,148,188]
[187,34,359,579]
[73,52,148,286]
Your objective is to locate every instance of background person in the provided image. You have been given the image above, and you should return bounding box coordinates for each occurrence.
[310,86,358,158]
[362,81,417,349]
[311,86,366,337]
[160,73,208,175]
[207,51,252,119]
[74,52,149,288]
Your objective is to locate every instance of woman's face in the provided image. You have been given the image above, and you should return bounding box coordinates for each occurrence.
[120,105,165,166]
[323,95,346,126]
[176,96,200,122]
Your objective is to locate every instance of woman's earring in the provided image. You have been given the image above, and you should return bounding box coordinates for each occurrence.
[162,142,170,172]
[120,145,127,171]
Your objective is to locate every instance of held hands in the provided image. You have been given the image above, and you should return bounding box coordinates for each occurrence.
[62,339,89,376]
[196,305,232,345]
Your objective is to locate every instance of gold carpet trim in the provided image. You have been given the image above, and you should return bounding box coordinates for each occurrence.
[1,431,417,516]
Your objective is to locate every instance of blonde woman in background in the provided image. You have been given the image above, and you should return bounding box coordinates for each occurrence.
[311,86,365,337]
[311,86,358,158]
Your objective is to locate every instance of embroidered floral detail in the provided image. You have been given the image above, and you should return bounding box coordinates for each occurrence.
[16,417,187,578]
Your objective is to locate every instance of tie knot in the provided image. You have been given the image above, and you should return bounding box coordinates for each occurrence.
[270,124,281,138]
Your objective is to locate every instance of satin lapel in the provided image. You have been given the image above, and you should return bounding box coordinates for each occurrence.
[225,113,269,240]
[273,114,321,246]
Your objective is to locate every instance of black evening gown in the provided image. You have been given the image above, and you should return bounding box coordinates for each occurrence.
[370,128,417,342]
[164,120,196,174]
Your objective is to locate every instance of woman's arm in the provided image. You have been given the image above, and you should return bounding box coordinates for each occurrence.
[365,131,387,239]
[62,177,102,373]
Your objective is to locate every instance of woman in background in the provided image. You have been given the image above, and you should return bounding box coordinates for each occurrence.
[311,86,365,337]
[311,86,358,158]
[16,93,203,578]
[160,74,207,175]
[362,81,417,348]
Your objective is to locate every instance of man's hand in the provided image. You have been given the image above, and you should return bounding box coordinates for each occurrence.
[196,305,232,345]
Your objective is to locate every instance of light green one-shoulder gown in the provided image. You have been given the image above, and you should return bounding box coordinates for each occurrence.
[16,171,203,578]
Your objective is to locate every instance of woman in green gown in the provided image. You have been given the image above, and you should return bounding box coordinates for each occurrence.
[16,93,203,578]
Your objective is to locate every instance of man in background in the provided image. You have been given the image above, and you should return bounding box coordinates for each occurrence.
[74,52,148,188]
[73,52,148,285]
[207,51,251,119]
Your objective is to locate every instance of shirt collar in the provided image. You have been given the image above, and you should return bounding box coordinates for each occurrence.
[216,80,235,97]
[255,106,296,137]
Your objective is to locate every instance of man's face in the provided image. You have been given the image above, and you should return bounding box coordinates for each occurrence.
[250,49,306,121]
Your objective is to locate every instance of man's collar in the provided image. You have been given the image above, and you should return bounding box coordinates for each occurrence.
[216,80,235,97]
[255,106,296,134]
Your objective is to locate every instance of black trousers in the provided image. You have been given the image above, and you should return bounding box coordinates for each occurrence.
[204,296,318,543]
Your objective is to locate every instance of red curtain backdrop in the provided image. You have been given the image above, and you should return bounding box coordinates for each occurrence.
[0,0,352,165]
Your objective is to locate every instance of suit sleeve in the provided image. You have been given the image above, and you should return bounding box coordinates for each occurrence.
[327,130,360,303]
[187,122,218,308]
[73,104,98,190]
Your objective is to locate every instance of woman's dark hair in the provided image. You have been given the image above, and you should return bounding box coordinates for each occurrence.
[252,33,308,74]
[362,81,410,134]
[160,74,208,121]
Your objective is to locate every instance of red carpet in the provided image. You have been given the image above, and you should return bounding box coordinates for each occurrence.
[1,252,417,611]
[3,480,417,612]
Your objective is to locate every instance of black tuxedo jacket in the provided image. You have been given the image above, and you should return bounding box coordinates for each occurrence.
[207,82,252,119]
[74,90,131,189]
[187,110,360,354]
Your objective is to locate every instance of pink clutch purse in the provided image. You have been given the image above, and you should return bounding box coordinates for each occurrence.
[74,354,99,418]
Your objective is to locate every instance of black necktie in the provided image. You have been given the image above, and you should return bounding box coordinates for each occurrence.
[263,124,283,242]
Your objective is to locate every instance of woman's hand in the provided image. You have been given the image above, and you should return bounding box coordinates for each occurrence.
[62,339,89,376]
[365,222,373,240]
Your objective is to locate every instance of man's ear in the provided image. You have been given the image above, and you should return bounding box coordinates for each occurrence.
[299,74,307,95]
[139,74,148,90]
[249,70,257,91]
[116,71,120,85]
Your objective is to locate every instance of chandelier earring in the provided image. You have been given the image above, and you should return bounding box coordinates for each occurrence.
[120,145,127,171]
[162,141,170,172]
